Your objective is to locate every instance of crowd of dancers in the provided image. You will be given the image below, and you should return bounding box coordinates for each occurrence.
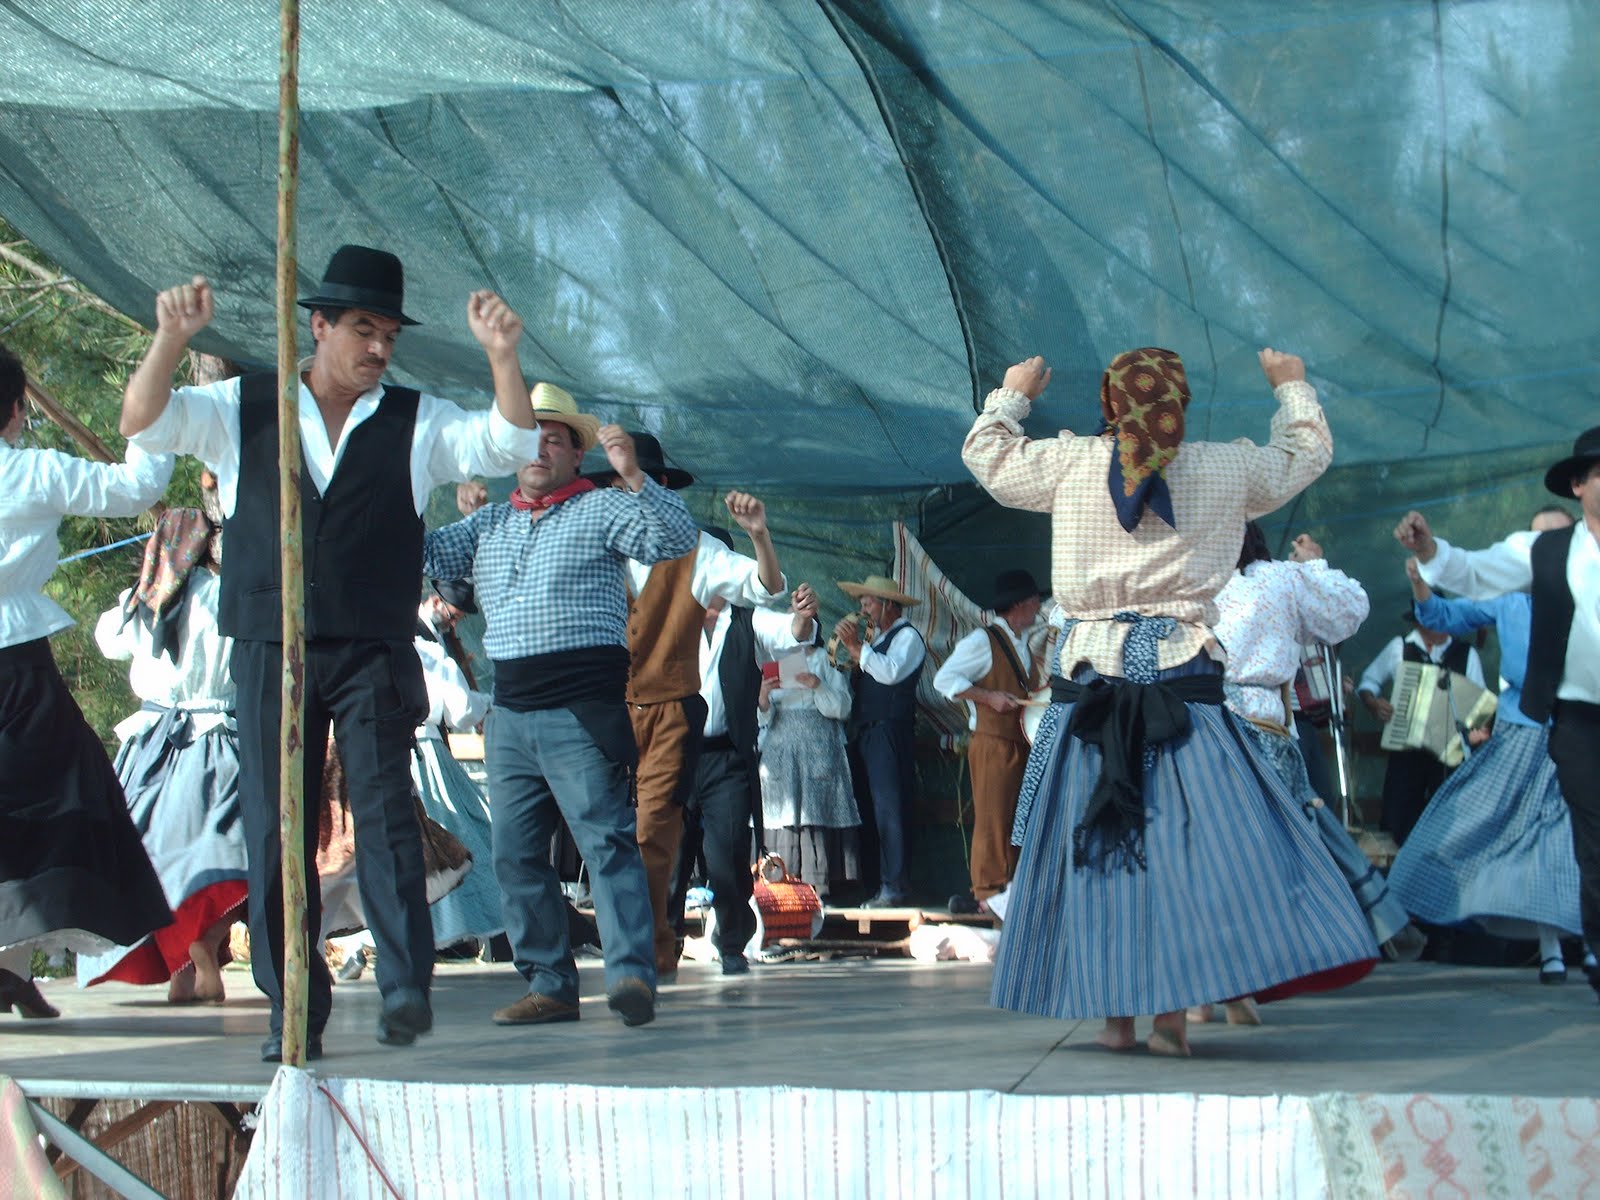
[3,245,1596,1063]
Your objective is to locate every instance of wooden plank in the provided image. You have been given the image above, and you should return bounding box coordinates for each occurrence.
[53,1100,176,1183]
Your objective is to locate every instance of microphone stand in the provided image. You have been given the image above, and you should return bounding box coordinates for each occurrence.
[1318,644,1356,829]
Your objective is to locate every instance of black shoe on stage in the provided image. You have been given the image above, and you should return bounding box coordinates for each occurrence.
[261,1034,324,1063]
[947,893,981,916]
[377,989,433,1046]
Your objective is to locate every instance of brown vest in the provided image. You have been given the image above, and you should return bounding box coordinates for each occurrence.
[974,625,1033,745]
[624,547,704,705]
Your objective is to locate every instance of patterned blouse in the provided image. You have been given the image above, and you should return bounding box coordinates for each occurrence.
[961,380,1331,678]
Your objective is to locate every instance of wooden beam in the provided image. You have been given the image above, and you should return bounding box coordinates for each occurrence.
[52,1100,176,1183]
[24,380,115,463]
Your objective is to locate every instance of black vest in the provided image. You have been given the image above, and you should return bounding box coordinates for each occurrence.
[855,622,925,724]
[717,606,763,765]
[1401,635,1471,675]
[1522,523,1577,723]
[219,372,424,642]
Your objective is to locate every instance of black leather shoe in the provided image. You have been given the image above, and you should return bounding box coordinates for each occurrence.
[377,991,433,1046]
[261,1034,323,1063]
[720,953,750,976]
[947,893,981,916]
[1540,956,1567,985]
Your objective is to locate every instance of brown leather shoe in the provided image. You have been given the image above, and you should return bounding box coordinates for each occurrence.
[492,992,580,1026]
[606,977,655,1027]
[0,968,60,1020]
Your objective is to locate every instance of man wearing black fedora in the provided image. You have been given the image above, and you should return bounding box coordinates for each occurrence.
[933,569,1044,914]
[121,245,542,1059]
[1399,424,1600,1001]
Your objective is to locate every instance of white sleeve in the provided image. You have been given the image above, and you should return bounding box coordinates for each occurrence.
[690,533,786,608]
[419,394,543,492]
[1464,647,1486,689]
[932,628,993,699]
[1417,533,1535,599]
[751,605,805,659]
[1357,637,1402,697]
[416,638,488,730]
[1288,561,1370,646]
[127,379,240,467]
[814,657,854,722]
[31,443,172,518]
[860,624,926,685]
[93,589,139,661]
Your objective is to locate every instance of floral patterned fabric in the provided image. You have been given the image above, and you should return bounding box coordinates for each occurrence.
[1099,347,1190,533]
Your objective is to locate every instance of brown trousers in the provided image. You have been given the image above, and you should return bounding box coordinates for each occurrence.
[967,731,1027,899]
[630,701,695,972]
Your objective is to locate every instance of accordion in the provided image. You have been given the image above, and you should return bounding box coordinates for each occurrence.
[1379,662,1497,767]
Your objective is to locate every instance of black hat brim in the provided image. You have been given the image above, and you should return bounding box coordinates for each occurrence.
[583,465,695,490]
[1543,454,1600,499]
[297,295,420,327]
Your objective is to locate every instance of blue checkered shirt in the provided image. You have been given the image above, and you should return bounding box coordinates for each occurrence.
[424,479,699,661]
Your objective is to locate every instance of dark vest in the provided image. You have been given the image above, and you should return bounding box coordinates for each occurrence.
[717,606,762,765]
[1522,523,1577,723]
[1402,635,1471,675]
[855,622,925,724]
[220,372,423,642]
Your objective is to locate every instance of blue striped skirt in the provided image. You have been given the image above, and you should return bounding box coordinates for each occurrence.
[1388,721,1581,938]
[993,659,1378,1020]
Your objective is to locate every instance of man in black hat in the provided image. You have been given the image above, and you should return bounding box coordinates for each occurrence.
[120,245,542,1060]
[932,569,1044,913]
[1398,425,1600,1000]
[1354,604,1484,846]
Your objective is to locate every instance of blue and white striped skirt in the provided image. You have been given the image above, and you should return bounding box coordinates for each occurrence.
[993,659,1378,1021]
[1388,722,1581,938]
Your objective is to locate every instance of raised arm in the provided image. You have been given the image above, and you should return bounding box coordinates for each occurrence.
[1242,350,1333,517]
[1398,509,1535,599]
[466,291,535,431]
[122,276,213,437]
[961,356,1067,513]
[33,443,173,519]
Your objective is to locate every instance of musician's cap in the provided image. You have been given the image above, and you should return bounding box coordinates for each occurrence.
[993,569,1043,613]
[838,574,920,607]
[585,432,693,489]
[431,577,477,615]
[1543,425,1600,498]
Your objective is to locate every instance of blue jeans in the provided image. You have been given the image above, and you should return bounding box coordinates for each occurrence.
[486,705,655,1001]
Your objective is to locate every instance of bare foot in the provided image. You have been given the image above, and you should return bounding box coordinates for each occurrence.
[190,932,226,1004]
[1095,1017,1137,1051]
[1223,998,1261,1026]
[167,962,197,1004]
[1148,1011,1191,1057]
[1186,1004,1215,1024]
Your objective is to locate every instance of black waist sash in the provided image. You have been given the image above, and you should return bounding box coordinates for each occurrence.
[1051,671,1225,872]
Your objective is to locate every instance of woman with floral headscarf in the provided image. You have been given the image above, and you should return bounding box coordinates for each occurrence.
[962,345,1377,1056]
[78,481,248,1003]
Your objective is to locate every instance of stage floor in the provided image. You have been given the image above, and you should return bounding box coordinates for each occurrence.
[3,957,1596,1101]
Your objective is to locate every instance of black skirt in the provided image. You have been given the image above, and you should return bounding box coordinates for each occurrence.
[0,638,172,948]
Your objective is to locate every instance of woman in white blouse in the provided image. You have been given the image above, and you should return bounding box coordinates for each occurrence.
[0,342,174,1019]
[77,493,248,1004]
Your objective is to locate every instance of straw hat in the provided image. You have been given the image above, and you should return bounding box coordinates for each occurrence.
[530,382,600,454]
[837,574,920,607]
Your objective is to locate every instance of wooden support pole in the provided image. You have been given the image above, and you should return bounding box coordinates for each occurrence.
[276,0,309,1069]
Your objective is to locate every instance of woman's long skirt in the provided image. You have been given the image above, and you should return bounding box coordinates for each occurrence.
[0,639,171,958]
[77,707,249,985]
[992,659,1378,1021]
[1389,722,1581,938]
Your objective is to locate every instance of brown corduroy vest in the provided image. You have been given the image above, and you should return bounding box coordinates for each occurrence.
[974,625,1034,745]
[624,546,704,705]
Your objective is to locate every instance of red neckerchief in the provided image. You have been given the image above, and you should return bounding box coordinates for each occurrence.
[508,477,595,512]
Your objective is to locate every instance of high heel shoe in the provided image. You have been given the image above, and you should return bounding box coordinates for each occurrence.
[0,968,61,1019]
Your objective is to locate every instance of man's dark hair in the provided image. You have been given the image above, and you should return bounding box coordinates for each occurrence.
[1533,503,1575,523]
[0,342,26,427]
[1237,521,1272,570]
[309,306,350,332]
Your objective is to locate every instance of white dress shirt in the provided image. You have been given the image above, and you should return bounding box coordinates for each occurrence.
[128,370,541,517]
[933,623,1034,732]
[624,529,787,610]
[1420,528,1600,705]
[697,605,807,738]
[0,442,173,649]
[859,616,926,686]
[1357,631,1485,699]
